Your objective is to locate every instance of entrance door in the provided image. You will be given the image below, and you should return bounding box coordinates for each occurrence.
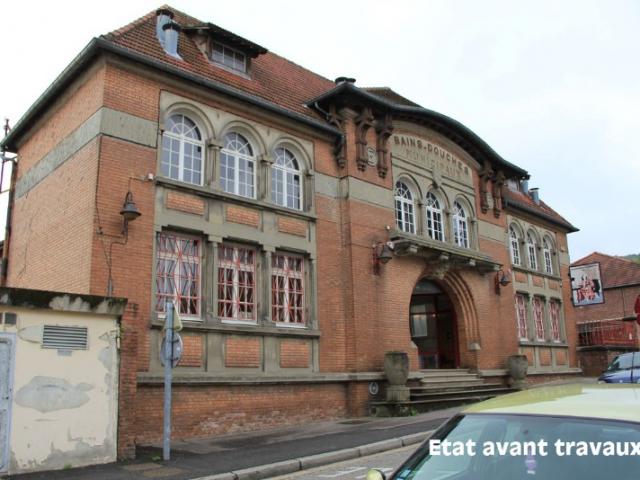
[410,280,458,369]
[0,334,14,473]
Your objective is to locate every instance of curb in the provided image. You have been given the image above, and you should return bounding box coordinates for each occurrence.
[193,430,432,480]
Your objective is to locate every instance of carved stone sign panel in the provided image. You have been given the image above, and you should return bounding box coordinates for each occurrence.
[391,134,473,186]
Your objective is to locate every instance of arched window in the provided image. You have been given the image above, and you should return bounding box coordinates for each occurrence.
[527,232,538,270]
[220,132,255,198]
[271,147,302,210]
[509,226,521,266]
[452,201,469,248]
[394,181,415,234]
[161,114,204,185]
[426,192,444,241]
[543,237,554,275]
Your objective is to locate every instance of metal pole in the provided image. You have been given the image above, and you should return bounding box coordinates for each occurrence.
[162,301,174,461]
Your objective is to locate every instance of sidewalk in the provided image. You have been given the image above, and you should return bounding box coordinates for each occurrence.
[8,407,460,480]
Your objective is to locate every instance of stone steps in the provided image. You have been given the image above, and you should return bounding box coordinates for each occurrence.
[370,369,515,417]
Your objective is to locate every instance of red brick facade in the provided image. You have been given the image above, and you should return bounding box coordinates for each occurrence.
[1,6,582,459]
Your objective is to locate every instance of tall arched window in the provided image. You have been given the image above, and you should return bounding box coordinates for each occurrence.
[509,226,521,266]
[394,181,415,234]
[161,114,204,185]
[271,147,302,210]
[426,192,444,241]
[527,232,538,270]
[543,237,554,275]
[452,201,469,248]
[220,132,255,198]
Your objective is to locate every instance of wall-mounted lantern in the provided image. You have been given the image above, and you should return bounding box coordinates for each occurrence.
[120,191,141,235]
[373,242,394,275]
[495,269,511,294]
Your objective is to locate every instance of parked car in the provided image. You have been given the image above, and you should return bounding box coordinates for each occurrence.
[598,352,640,383]
[367,384,640,480]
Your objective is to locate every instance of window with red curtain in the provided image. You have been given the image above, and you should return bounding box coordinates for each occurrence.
[515,294,528,340]
[271,254,305,325]
[218,245,256,322]
[549,300,561,342]
[533,296,545,341]
[156,232,201,318]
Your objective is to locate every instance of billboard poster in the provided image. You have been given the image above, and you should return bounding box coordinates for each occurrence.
[570,262,604,306]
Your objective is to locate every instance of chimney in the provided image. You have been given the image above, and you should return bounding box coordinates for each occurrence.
[335,77,356,85]
[521,179,529,194]
[162,21,182,59]
[156,9,174,47]
[529,187,540,205]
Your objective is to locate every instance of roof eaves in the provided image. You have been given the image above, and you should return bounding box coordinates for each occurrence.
[1,37,340,153]
[503,197,579,233]
[307,83,529,179]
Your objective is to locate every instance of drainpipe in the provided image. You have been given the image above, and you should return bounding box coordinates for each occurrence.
[0,155,17,286]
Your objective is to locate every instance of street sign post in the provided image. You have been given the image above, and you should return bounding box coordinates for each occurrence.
[162,301,174,461]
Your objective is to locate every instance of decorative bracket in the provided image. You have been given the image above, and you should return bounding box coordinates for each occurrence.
[375,114,393,178]
[354,107,374,171]
[327,104,346,168]
[492,170,505,218]
[479,160,493,214]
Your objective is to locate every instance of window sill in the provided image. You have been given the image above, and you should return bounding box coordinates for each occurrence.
[512,265,562,282]
[519,340,568,348]
[156,176,317,221]
[150,318,321,338]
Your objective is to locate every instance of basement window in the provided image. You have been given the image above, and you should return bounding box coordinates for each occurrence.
[211,43,247,73]
[42,325,88,350]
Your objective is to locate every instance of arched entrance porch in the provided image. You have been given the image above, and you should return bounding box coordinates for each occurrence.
[410,279,459,369]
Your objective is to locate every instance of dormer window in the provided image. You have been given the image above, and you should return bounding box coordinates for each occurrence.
[212,43,246,73]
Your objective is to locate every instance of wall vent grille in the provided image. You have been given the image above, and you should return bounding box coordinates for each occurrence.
[42,325,88,350]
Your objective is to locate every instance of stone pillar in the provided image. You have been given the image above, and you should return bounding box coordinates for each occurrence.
[208,139,222,189]
[259,154,274,202]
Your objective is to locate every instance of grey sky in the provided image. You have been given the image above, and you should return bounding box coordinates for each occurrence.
[1,0,638,261]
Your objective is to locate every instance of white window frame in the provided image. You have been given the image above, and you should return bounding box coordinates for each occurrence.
[155,232,202,321]
[426,192,445,241]
[271,147,303,210]
[543,238,554,275]
[394,181,415,234]
[161,114,204,186]
[271,253,306,327]
[452,201,469,248]
[527,232,538,270]
[211,43,247,73]
[509,226,521,266]
[515,294,528,340]
[220,132,256,199]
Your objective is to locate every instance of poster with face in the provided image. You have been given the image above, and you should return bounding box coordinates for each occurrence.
[570,262,605,306]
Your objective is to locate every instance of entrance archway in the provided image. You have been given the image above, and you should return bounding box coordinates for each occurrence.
[410,279,459,369]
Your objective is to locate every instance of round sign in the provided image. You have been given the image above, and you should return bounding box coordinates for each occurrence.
[368,381,380,396]
[160,332,183,368]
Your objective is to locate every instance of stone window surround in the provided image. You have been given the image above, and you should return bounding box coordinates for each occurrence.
[392,172,479,251]
[515,290,567,346]
[151,230,317,333]
[157,100,315,215]
[507,219,560,277]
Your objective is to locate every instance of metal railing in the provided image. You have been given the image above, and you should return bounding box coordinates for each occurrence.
[578,320,638,347]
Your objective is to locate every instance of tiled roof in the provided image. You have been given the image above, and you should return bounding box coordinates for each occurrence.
[362,87,422,107]
[571,252,640,288]
[503,188,577,232]
[102,6,336,119]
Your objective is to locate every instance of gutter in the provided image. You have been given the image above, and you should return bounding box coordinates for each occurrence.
[2,38,341,152]
[307,83,529,179]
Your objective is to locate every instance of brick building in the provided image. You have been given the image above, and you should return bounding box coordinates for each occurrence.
[1,6,580,458]
[572,252,640,376]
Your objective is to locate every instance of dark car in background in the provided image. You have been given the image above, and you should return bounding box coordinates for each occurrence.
[598,352,640,383]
